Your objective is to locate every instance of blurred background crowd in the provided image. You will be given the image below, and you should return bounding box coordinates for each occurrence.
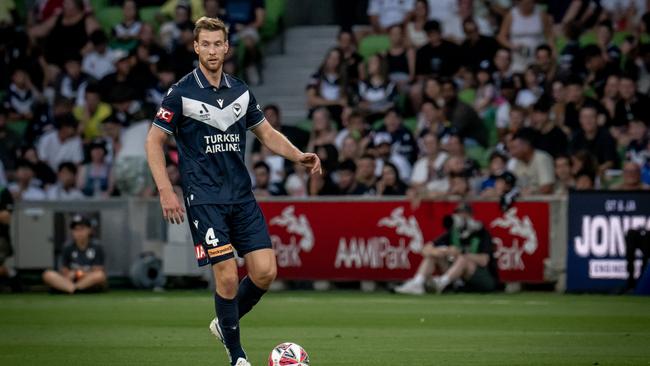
[1,0,650,206]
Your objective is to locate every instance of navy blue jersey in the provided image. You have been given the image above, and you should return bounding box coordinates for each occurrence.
[61,241,105,271]
[152,68,265,205]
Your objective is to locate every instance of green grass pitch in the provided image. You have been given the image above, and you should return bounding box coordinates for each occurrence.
[1,291,649,365]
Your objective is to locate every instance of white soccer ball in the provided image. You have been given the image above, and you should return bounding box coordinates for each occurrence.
[268,342,310,366]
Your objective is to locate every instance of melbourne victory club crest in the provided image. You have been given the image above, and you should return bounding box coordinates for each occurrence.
[233,103,242,117]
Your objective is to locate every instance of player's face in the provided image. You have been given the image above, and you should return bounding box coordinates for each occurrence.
[195,30,229,73]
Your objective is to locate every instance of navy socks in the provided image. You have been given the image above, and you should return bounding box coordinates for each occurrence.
[214,294,246,365]
[237,276,267,319]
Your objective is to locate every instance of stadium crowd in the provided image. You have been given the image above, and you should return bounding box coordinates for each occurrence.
[0,0,649,208]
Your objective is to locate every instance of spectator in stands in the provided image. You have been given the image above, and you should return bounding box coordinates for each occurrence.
[376,161,408,196]
[203,0,224,19]
[395,203,497,295]
[358,54,397,120]
[253,161,286,197]
[612,161,649,190]
[571,106,620,174]
[335,109,368,150]
[137,23,167,66]
[474,62,497,117]
[20,146,57,187]
[100,115,123,161]
[171,24,198,80]
[460,18,499,73]
[37,113,84,171]
[107,85,142,127]
[146,61,176,108]
[414,20,461,79]
[307,48,348,124]
[0,184,14,281]
[112,0,142,46]
[46,162,84,200]
[335,159,370,195]
[306,108,337,153]
[410,132,448,190]
[29,0,100,68]
[550,79,567,130]
[25,96,73,145]
[575,169,596,189]
[376,109,418,164]
[426,0,460,39]
[515,65,544,108]
[367,0,415,34]
[442,134,481,178]
[479,151,508,195]
[563,76,608,132]
[339,136,362,163]
[285,163,309,197]
[78,139,113,198]
[495,77,517,137]
[534,44,557,86]
[583,44,619,97]
[406,0,429,48]
[0,107,20,174]
[600,74,620,122]
[497,0,554,73]
[416,100,450,139]
[254,105,309,154]
[492,48,514,92]
[54,54,88,105]
[597,19,622,65]
[8,160,46,201]
[507,128,555,195]
[625,119,649,163]
[356,154,378,192]
[337,29,364,86]
[73,83,112,142]
[4,68,40,121]
[441,79,488,147]
[42,214,107,294]
[614,75,650,127]
[553,154,574,195]
[82,30,117,82]
[385,25,415,90]
[529,98,569,158]
[159,2,193,53]
[224,0,266,84]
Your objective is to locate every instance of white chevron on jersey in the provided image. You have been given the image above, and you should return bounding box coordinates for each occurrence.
[181,91,250,132]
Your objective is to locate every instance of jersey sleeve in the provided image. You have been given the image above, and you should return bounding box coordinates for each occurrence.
[152,86,182,135]
[245,90,265,130]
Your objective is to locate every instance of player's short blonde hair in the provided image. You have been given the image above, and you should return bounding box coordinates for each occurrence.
[193,16,229,42]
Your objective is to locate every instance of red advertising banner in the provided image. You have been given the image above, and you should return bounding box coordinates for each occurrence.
[257,201,549,283]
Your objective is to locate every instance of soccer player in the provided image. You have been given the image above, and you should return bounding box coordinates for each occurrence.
[145,17,321,366]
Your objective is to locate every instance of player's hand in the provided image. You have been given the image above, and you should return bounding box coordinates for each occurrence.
[298,153,322,175]
[159,187,185,224]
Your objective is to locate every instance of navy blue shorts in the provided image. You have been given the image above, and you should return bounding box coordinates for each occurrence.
[186,200,272,266]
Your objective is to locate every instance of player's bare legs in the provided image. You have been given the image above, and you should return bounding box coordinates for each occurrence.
[395,244,448,295]
[213,258,240,298]
[74,271,108,291]
[244,248,277,290]
[42,270,75,294]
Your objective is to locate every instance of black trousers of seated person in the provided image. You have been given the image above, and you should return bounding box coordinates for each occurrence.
[626,229,650,289]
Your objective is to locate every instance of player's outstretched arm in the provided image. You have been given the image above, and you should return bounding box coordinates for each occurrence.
[145,126,185,224]
[252,120,322,175]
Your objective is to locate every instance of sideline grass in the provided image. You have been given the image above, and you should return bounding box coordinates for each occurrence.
[0,291,649,365]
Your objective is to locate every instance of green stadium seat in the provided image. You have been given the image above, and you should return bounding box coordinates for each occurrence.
[140,7,160,30]
[466,145,488,169]
[97,6,123,34]
[403,117,418,133]
[458,89,476,106]
[7,120,28,139]
[359,35,390,60]
[260,0,286,41]
[296,119,313,133]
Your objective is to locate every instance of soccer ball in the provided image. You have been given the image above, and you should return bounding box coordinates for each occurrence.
[268,342,310,366]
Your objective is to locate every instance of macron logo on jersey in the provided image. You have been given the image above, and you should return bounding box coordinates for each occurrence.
[156,107,174,123]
